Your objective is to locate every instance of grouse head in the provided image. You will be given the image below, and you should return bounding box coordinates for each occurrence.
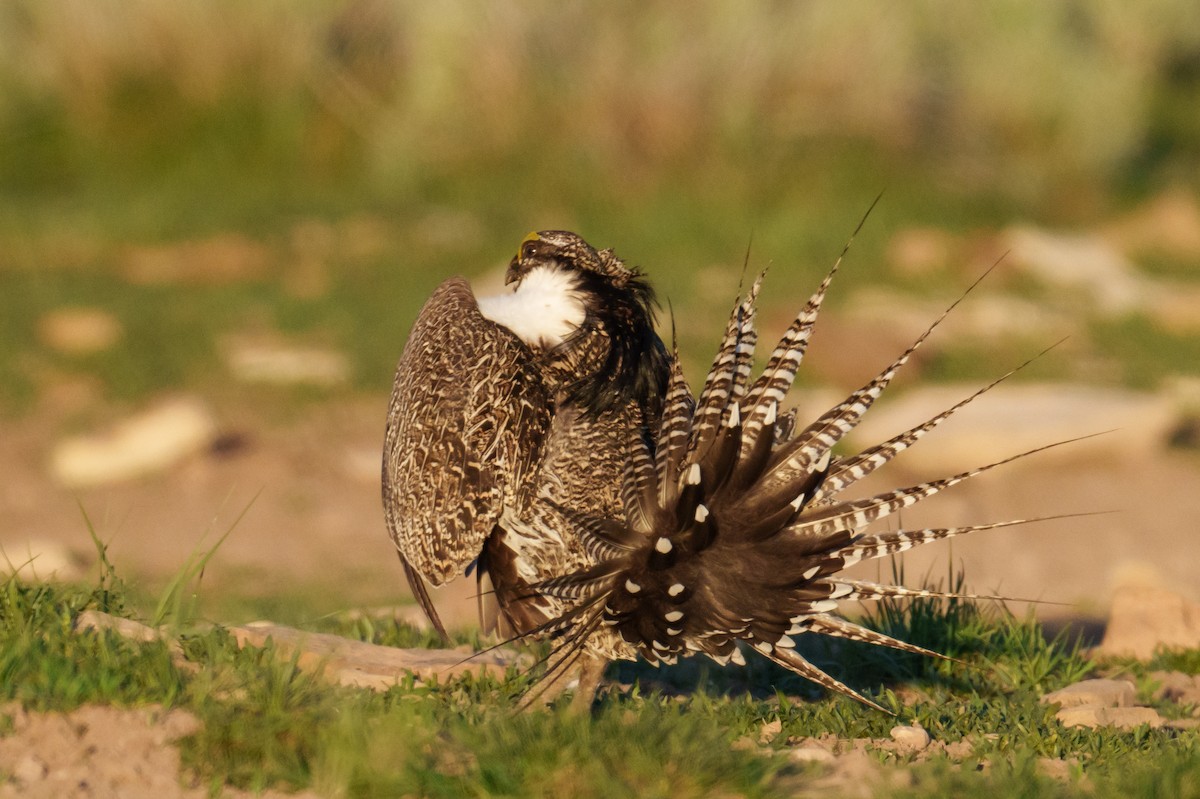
[483,230,669,420]
[506,230,636,287]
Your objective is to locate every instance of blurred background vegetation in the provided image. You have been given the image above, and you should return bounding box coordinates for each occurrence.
[1,0,1199,413]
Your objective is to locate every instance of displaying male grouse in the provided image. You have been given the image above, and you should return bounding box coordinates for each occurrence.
[384,227,1068,710]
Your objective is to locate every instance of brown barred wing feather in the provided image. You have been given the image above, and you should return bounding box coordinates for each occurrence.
[382,277,552,591]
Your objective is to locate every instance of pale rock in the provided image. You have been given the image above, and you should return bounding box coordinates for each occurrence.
[943,739,974,759]
[12,753,48,785]
[1095,585,1200,659]
[943,292,1075,342]
[848,383,1177,472]
[122,233,271,285]
[75,610,167,645]
[1167,719,1200,730]
[50,396,219,488]
[1102,188,1200,261]
[229,621,518,689]
[1037,757,1079,782]
[1149,671,1200,705]
[73,610,520,688]
[758,719,782,743]
[889,724,931,750]
[226,341,350,386]
[1147,282,1200,334]
[1004,226,1149,315]
[836,287,1074,345]
[1055,705,1164,730]
[1109,561,1166,590]
[0,539,83,582]
[73,610,192,672]
[789,746,836,765]
[1041,678,1135,709]
[887,227,957,276]
[1165,375,1200,414]
[37,308,123,355]
[1055,705,1102,728]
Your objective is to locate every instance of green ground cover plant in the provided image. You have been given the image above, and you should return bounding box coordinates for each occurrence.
[2,543,1197,797]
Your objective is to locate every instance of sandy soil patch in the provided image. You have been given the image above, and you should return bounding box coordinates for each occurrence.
[0,704,314,799]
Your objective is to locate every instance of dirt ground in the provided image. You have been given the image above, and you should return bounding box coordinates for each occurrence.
[0,703,317,798]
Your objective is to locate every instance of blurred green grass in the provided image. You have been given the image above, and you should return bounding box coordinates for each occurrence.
[5,560,1199,796]
[1,1,1199,414]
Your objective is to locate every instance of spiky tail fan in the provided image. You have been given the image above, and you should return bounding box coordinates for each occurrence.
[525,260,1083,710]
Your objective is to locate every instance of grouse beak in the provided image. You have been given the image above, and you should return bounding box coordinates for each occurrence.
[505,231,542,286]
[504,257,521,286]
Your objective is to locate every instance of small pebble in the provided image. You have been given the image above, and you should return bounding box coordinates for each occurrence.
[789,747,835,764]
[758,719,782,743]
[1041,679,1135,709]
[889,724,931,751]
[1056,704,1164,730]
[13,753,49,784]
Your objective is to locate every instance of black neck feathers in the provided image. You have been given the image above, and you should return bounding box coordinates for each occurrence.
[560,268,669,422]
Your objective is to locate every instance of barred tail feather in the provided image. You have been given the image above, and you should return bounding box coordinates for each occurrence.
[827,513,1095,569]
[766,646,891,713]
[815,338,1066,502]
[689,283,759,463]
[787,433,1103,541]
[740,193,881,452]
[655,352,696,506]
[829,578,1034,605]
[801,614,952,662]
[739,272,832,451]
[746,259,999,517]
